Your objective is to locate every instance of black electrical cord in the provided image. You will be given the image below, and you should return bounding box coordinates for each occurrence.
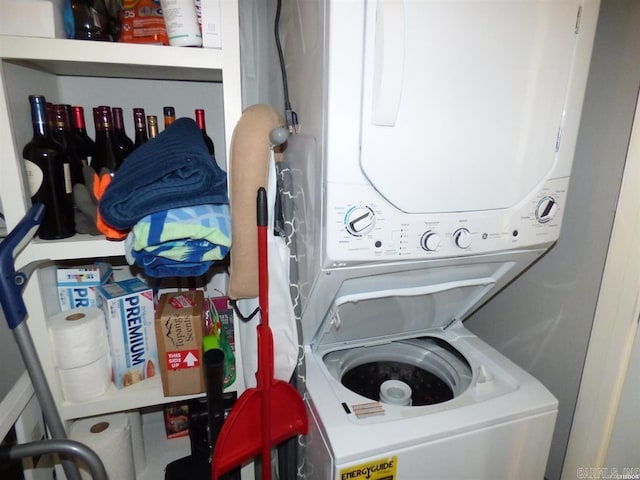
[275,0,298,132]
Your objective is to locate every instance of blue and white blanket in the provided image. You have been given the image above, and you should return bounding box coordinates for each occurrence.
[125,204,231,277]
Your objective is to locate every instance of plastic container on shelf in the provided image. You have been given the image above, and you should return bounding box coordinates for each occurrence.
[160,0,203,47]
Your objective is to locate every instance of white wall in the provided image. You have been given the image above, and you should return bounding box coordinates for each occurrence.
[464,2,640,479]
[605,326,640,467]
[563,77,640,476]
[604,330,640,466]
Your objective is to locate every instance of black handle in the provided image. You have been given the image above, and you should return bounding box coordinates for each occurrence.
[204,348,226,449]
[256,187,268,227]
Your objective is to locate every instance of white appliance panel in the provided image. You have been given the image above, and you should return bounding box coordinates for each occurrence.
[324,177,566,267]
[359,0,581,214]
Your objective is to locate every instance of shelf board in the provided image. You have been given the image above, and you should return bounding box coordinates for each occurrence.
[0,372,34,442]
[60,375,206,421]
[0,35,224,82]
[17,234,125,267]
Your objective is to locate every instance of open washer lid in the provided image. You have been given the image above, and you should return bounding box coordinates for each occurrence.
[313,273,497,351]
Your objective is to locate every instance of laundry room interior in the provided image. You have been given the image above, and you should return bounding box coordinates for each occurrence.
[0,1,639,480]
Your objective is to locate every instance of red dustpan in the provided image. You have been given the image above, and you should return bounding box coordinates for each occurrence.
[211,187,308,480]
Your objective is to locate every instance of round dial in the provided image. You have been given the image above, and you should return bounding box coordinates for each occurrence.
[453,228,472,249]
[535,196,558,223]
[420,231,441,251]
[344,206,376,236]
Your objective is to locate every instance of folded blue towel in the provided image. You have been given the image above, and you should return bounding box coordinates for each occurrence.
[130,252,213,278]
[99,118,228,230]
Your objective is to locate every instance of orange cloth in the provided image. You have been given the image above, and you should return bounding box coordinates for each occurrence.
[93,171,128,240]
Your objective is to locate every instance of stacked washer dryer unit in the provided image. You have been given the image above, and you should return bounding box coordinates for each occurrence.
[281,1,599,479]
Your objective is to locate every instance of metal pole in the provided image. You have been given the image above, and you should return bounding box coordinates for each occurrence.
[12,321,83,480]
[0,439,107,480]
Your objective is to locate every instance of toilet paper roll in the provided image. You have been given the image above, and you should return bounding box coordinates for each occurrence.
[70,413,136,480]
[127,411,146,475]
[48,307,109,369]
[58,354,112,403]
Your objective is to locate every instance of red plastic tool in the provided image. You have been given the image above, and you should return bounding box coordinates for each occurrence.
[211,187,308,480]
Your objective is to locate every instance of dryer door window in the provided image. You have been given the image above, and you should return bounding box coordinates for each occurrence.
[359,0,581,214]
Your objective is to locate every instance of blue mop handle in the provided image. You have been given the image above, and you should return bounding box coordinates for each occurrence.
[0,204,45,329]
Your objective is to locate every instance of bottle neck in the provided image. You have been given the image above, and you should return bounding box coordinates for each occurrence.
[147,115,158,139]
[72,106,88,131]
[113,107,126,133]
[163,106,175,128]
[94,107,114,137]
[30,96,49,138]
[52,106,67,135]
[195,109,207,130]
[62,105,74,132]
[133,109,148,143]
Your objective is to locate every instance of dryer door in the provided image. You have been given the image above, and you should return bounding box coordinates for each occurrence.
[359,0,582,214]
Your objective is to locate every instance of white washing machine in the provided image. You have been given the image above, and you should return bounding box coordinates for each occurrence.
[300,256,560,479]
[278,0,600,478]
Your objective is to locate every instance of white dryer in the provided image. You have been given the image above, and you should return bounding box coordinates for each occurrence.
[279,0,600,478]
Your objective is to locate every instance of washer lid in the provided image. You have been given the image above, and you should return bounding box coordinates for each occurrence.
[314,277,496,350]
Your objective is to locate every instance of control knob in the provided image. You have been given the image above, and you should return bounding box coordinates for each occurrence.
[420,231,441,251]
[535,196,558,223]
[344,206,375,236]
[453,228,472,249]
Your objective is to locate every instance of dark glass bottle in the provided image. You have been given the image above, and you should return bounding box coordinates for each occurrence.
[71,0,110,41]
[70,105,96,167]
[133,108,148,147]
[112,107,135,166]
[91,106,119,172]
[163,106,176,129]
[147,115,159,139]
[50,104,85,186]
[195,109,215,157]
[23,95,75,240]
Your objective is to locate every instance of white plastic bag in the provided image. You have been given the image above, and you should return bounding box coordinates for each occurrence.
[236,153,298,388]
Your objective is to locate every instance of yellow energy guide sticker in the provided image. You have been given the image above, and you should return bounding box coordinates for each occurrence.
[340,456,398,480]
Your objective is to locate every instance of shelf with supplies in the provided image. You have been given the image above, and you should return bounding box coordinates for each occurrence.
[0,35,225,82]
[0,3,245,476]
[0,27,242,233]
[59,375,204,421]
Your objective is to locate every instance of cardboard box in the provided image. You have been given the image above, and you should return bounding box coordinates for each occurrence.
[95,278,158,389]
[57,262,113,310]
[156,291,206,396]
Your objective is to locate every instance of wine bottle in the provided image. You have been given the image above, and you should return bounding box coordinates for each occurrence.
[50,104,85,186]
[195,108,215,156]
[71,0,110,41]
[163,106,176,129]
[70,105,96,167]
[23,95,75,240]
[133,108,148,147]
[147,115,159,139]
[92,106,119,172]
[112,107,135,166]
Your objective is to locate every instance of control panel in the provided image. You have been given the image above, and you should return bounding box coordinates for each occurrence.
[324,178,568,267]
